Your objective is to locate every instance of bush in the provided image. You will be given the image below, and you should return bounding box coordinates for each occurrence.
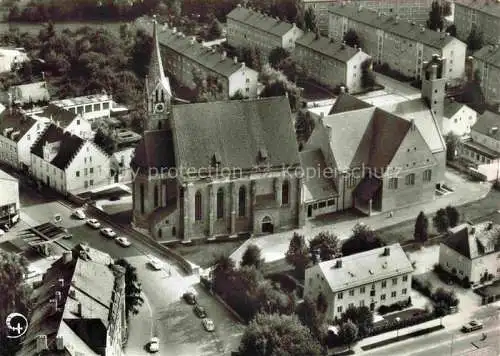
[369,311,435,336]
[412,277,433,298]
[377,300,411,315]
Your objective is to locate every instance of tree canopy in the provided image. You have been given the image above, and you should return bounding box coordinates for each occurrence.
[241,244,264,269]
[467,24,484,52]
[115,258,144,318]
[303,6,318,33]
[427,0,444,31]
[309,231,340,263]
[259,64,302,112]
[341,223,384,257]
[343,29,361,48]
[339,320,358,349]
[285,232,310,276]
[414,211,429,242]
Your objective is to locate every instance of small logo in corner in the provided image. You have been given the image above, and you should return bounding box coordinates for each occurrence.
[6,312,28,339]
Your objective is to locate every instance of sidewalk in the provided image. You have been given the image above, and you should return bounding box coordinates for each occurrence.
[123,293,154,356]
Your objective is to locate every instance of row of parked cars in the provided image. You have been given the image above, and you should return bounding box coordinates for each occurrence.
[182,291,215,332]
[72,209,132,247]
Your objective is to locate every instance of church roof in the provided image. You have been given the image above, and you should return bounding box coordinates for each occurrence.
[131,129,176,171]
[146,18,172,99]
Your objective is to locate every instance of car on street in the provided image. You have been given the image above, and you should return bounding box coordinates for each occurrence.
[183,291,197,305]
[86,218,101,229]
[148,257,163,270]
[202,318,215,332]
[147,337,159,353]
[193,305,207,318]
[115,236,131,247]
[461,320,483,332]
[100,227,116,238]
[72,209,86,220]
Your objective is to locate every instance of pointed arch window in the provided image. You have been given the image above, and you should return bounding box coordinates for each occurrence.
[282,180,290,205]
[195,191,202,221]
[217,188,224,219]
[160,90,165,102]
[238,186,246,217]
[155,89,159,103]
[140,183,145,213]
[154,185,159,207]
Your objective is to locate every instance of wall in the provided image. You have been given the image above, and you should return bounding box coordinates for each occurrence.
[18,120,49,168]
[475,58,500,105]
[454,3,500,45]
[31,154,66,192]
[64,116,93,140]
[0,135,18,168]
[228,65,259,98]
[64,99,112,122]
[346,51,371,93]
[443,104,477,136]
[470,253,500,283]
[442,39,466,81]
[471,131,500,153]
[439,243,473,281]
[281,25,304,51]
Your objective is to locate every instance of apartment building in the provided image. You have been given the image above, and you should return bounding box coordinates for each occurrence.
[136,17,259,99]
[0,169,19,228]
[227,5,304,60]
[473,44,500,105]
[328,3,467,82]
[454,0,500,46]
[18,244,126,356]
[8,81,50,106]
[293,32,371,93]
[305,244,413,319]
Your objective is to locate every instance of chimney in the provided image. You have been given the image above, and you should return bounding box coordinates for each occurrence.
[221,51,227,60]
[241,62,246,69]
[420,26,425,33]
[336,259,342,268]
[41,71,45,80]
[55,291,62,302]
[69,289,76,299]
[358,47,362,52]
[445,32,450,36]
[56,336,64,350]
[340,86,346,93]
[470,227,476,235]
[488,222,493,230]
[383,247,390,256]
[62,251,72,263]
[490,126,498,135]
[430,64,438,80]
[36,335,48,353]
[233,56,238,64]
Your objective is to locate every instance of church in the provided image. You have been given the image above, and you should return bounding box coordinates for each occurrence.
[131,19,304,242]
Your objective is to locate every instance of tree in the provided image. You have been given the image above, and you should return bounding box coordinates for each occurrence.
[207,19,223,40]
[115,259,144,318]
[414,211,429,242]
[0,251,31,355]
[295,110,315,144]
[445,133,460,161]
[445,205,460,227]
[466,24,483,52]
[268,47,290,69]
[296,298,325,339]
[212,254,236,296]
[446,24,457,37]
[259,64,302,112]
[361,58,376,89]
[427,0,444,31]
[432,287,459,316]
[343,29,361,48]
[238,313,323,356]
[93,128,115,154]
[285,232,310,277]
[230,89,246,100]
[309,231,339,263]
[241,244,264,269]
[339,320,358,350]
[341,223,384,257]
[303,6,318,33]
[340,306,373,338]
[433,208,450,233]
[256,280,295,315]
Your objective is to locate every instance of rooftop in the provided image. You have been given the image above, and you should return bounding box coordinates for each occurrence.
[329,3,460,49]
[473,45,500,68]
[455,0,500,19]
[227,6,299,37]
[442,221,500,259]
[9,81,50,104]
[36,104,78,127]
[472,110,500,141]
[312,243,413,292]
[295,32,367,63]
[50,94,111,108]
[443,98,467,119]
[300,149,338,202]
[0,109,37,142]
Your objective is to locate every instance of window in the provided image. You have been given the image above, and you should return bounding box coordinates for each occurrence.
[76,171,80,177]
[89,179,94,186]
[391,291,397,298]
[327,199,335,206]
[349,290,354,296]
[85,105,92,113]
[381,294,386,301]
[392,277,398,285]
[238,186,246,217]
[319,202,326,208]
[423,169,432,182]
[84,181,88,188]
[402,288,407,295]
[27,134,30,140]
[195,191,202,220]
[154,185,159,207]
[359,300,365,307]
[84,168,88,176]
[360,286,365,293]
[93,103,100,111]
[217,188,224,219]
[337,306,343,313]
[337,292,343,300]
[388,177,398,189]
[348,303,354,308]
[76,119,80,125]
[282,180,289,205]
[140,184,144,213]
[402,275,408,282]
[370,290,375,296]
[103,102,109,110]
[77,106,83,114]
[381,281,387,288]
[405,173,415,185]
[89,167,93,174]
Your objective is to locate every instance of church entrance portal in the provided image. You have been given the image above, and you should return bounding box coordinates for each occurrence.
[261,216,274,234]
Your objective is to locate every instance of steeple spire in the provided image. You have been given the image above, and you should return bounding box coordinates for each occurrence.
[147,15,172,97]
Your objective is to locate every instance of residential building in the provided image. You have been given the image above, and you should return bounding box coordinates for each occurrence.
[30,124,111,194]
[30,103,93,140]
[458,110,500,181]
[328,3,467,82]
[108,128,142,183]
[9,81,50,106]
[18,244,126,356]
[473,44,500,105]
[136,17,260,100]
[301,0,436,35]
[50,94,119,124]
[304,244,413,319]
[442,98,477,137]
[0,108,49,169]
[0,47,29,73]
[227,5,304,60]
[302,92,444,217]
[439,221,500,285]
[293,32,371,93]
[454,0,500,46]
[0,169,19,228]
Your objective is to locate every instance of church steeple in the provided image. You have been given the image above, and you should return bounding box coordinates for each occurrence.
[144,15,172,131]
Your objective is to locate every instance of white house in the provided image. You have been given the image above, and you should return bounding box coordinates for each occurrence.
[30,104,93,140]
[439,221,500,285]
[0,168,19,228]
[30,124,111,194]
[50,94,116,124]
[0,48,29,73]
[304,243,413,320]
[442,98,478,137]
[0,109,49,169]
[104,128,142,184]
[9,81,50,106]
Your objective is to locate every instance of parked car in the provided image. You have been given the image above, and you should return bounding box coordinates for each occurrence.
[62,228,72,239]
[148,337,159,353]
[72,209,86,220]
[115,236,131,247]
[100,227,116,238]
[86,218,101,229]
[148,257,163,270]
[193,305,207,318]
[202,318,215,332]
[461,320,483,332]
[183,291,196,305]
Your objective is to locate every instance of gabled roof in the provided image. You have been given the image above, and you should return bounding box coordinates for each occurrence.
[227,6,298,38]
[329,3,461,50]
[328,94,372,115]
[171,97,300,172]
[295,32,367,63]
[310,243,413,293]
[444,99,467,119]
[442,222,500,259]
[472,110,500,141]
[132,129,176,171]
[37,104,78,128]
[455,0,500,19]
[300,149,338,202]
[31,124,85,170]
[9,81,50,104]
[473,45,500,69]
[0,109,37,141]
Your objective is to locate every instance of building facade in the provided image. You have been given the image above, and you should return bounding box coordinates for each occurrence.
[227,5,304,61]
[9,81,50,106]
[0,48,29,73]
[439,222,500,285]
[442,98,477,137]
[454,0,500,46]
[305,244,413,319]
[328,3,467,82]
[31,124,111,194]
[50,94,115,124]
[292,32,371,93]
[0,169,19,228]
[473,45,500,106]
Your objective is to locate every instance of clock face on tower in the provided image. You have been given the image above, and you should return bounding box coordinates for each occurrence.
[155,102,165,113]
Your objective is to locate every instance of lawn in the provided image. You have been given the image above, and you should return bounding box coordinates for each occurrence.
[383,308,427,323]
[172,240,244,268]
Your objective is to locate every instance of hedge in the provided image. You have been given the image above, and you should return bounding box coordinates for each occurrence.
[368,312,435,336]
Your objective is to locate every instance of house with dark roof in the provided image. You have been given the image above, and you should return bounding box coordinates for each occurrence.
[442,97,477,137]
[30,124,111,194]
[458,110,500,181]
[328,3,467,82]
[439,221,500,285]
[227,5,304,60]
[303,93,441,217]
[18,244,126,356]
[8,81,50,106]
[31,103,93,140]
[0,108,49,169]
[473,44,500,106]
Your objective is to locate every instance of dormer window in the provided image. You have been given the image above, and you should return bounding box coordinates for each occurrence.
[258,147,268,162]
[211,152,222,167]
